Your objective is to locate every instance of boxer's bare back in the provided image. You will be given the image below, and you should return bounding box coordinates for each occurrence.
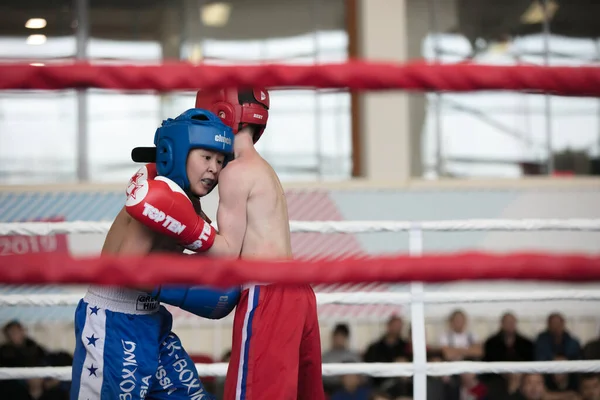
[210,128,292,259]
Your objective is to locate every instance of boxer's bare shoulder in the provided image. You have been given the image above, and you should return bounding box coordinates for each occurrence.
[216,154,292,259]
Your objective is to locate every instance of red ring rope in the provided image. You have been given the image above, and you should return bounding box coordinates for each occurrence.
[1,61,599,95]
[1,252,599,286]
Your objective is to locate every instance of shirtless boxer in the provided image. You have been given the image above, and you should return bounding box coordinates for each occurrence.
[198,90,325,400]
[130,88,325,400]
[71,109,239,400]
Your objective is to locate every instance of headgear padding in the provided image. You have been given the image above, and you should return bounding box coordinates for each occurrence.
[195,88,269,143]
[134,108,234,191]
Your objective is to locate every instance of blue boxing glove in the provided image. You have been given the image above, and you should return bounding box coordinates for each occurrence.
[151,285,240,319]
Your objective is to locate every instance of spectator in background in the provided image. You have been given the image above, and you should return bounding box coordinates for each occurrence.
[330,371,372,400]
[379,356,413,399]
[426,351,459,400]
[0,320,48,400]
[509,373,546,400]
[323,324,362,394]
[0,378,30,400]
[504,374,524,400]
[482,313,534,400]
[323,324,362,364]
[439,310,483,361]
[457,372,488,400]
[364,316,408,363]
[369,392,392,400]
[534,313,581,361]
[38,351,73,400]
[486,372,523,400]
[580,374,600,400]
[0,322,73,400]
[484,312,534,363]
[544,354,579,397]
[582,332,600,360]
[0,320,47,367]
[364,315,408,390]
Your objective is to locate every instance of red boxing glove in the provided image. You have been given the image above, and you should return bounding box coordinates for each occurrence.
[126,163,157,196]
[125,166,216,252]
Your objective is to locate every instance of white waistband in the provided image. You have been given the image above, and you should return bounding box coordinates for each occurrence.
[84,286,159,315]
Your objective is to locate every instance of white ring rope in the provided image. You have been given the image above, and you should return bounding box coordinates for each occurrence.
[2,360,599,381]
[0,294,83,307]
[1,218,600,236]
[2,290,600,307]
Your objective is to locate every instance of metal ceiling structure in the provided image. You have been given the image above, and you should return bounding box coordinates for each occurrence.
[457,0,600,44]
[0,0,344,42]
[0,0,598,43]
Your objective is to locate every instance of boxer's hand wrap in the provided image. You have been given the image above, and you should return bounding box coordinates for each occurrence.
[125,168,216,252]
[151,286,241,319]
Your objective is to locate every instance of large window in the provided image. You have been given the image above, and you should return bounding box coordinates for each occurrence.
[420,0,600,178]
[422,34,600,178]
[0,0,350,184]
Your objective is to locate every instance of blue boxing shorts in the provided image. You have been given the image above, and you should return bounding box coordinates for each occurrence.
[70,286,213,400]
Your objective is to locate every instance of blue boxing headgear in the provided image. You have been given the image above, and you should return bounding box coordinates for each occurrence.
[133,108,234,191]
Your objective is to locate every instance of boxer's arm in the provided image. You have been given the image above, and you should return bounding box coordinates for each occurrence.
[208,167,249,257]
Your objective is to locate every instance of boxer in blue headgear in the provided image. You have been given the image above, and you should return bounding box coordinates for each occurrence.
[71,108,238,400]
[129,107,240,318]
[132,108,234,196]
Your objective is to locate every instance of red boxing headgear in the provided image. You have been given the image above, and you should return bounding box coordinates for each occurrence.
[195,88,270,143]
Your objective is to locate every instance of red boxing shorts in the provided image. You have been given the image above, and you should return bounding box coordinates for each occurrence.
[223,284,325,400]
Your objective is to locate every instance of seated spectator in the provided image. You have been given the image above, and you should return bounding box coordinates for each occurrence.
[580,374,600,400]
[364,316,408,363]
[323,324,362,363]
[323,324,362,395]
[484,372,522,400]
[458,372,488,400]
[583,332,600,360]
[484,312,534,363]
[369,391,392,400]
[426,351,458,400]
[364,315,408,390]
[508,373,546,400]
[482,312,533,400]
[379,356,413,399]
[534,313,581,361]
[504,374,523,399]
[544,354,579,396]
[0,320,48,400]
[39,351,73,400]
[331,372,372,400]
[439,310,482,361]
[0,320,47,367]
[0,380,30,400]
